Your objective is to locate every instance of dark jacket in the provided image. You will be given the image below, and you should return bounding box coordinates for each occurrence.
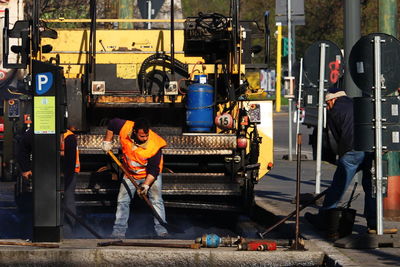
[17,128,33,172]
[327,96,354,157]
[63,134,78,178]
[17,127,77,177]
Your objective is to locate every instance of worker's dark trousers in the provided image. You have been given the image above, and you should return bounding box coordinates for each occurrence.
[63,172,77,235]
[321,151,376,228]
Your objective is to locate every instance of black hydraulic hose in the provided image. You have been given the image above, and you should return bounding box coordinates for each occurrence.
[138,54,188,93]
[141,53,187,72]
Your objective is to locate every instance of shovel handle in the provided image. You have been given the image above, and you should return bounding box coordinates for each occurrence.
[108,151,140,190]
[107,150,168,226]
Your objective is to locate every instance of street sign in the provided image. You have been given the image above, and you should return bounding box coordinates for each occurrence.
[275,0,305,25]
[303,40,344,88]
[349,33,400,96]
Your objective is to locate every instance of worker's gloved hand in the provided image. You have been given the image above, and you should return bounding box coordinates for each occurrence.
[138,184,150,197]
[102,141,113,152]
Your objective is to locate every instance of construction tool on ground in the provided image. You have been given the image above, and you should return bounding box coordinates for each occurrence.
[0,241,59,248]
[195,234,241,248]
[63,204,103,239]
[237,240,277,251]
[97,240,200,249]
[108,150,184,233]
[258,188,329,238]
[289,134,306,251]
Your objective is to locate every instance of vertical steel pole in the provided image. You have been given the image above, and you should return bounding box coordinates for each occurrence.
[373,36,384,235]
[287,0,293,161]
[295,58,303,154]
[287,0,292,76]
[276,23,282,112]
[147,0,152,29]
[294,133,302,249]
[315,43,327,194]
[170,0,175,79]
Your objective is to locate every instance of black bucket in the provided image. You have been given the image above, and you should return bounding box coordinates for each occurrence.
[323,208,356,239]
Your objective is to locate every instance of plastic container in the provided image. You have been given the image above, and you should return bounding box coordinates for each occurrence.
[186,83,214,132]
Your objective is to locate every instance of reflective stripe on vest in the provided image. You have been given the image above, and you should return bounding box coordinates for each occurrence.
[119,120,166,179]
[63,129,80,173]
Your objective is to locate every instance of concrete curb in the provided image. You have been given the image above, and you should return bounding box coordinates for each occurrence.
[0,247,325,267]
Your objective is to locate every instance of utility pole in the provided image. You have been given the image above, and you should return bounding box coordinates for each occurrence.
[379,0,397,37]
[344,0,361,98]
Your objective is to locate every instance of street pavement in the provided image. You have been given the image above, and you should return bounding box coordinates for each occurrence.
[0,107,399,266]
[254,109,400,266]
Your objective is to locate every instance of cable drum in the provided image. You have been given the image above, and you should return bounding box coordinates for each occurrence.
[349,33,400,96]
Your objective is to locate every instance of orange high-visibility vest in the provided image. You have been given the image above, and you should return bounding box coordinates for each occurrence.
[119,120,166,180]
[62,129,80,173]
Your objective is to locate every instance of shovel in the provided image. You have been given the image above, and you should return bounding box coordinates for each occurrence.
[108,150,183,234]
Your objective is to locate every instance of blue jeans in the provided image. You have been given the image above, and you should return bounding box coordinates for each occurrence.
[112,174,167,237]
[321,151,376,228]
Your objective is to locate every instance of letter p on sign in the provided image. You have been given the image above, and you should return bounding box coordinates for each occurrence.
[35,72,53,95]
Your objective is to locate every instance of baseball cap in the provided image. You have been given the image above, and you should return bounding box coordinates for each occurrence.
[325,88,347,102]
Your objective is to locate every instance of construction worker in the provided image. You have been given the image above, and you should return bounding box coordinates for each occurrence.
[16,125,80,236]
[102,117,168,238]
[305,88,376,239]
[61,126,80,234]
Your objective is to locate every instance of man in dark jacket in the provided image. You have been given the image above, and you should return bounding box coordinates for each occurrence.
[305,88,376,238]
[17,126,79,236]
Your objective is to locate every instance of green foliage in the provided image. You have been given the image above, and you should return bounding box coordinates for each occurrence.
[181,0,230,17]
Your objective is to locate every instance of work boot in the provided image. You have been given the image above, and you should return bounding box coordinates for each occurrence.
[156,232,169,239]
[154,224,168,238]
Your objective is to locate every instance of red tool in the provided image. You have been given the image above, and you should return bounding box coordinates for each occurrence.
[237,241,277,251]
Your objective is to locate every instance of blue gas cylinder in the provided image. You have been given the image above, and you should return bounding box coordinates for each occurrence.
[186,83,214,132]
